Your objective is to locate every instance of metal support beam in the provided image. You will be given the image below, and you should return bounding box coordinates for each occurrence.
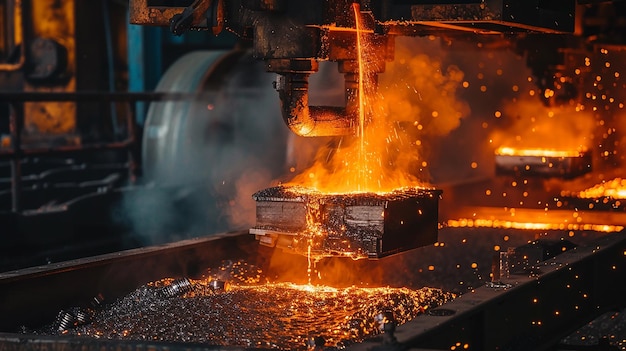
[127,20,163,126]
[9,104,22,213]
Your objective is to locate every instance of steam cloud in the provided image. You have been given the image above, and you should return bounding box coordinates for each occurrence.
[116,55,289,245]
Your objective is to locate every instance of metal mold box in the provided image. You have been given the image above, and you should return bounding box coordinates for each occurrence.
[250,186,442,259]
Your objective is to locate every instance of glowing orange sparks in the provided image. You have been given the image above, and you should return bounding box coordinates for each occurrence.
[288,5,430,194]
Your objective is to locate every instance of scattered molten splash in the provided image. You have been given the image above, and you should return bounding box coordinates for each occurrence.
[570,178,626,199]
[495,146,587,158]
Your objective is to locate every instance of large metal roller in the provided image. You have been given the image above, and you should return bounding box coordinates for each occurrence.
[143,50,289,186]
[131,50,290,238]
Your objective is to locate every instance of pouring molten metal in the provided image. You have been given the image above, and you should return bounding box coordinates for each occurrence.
[250,5,450,259]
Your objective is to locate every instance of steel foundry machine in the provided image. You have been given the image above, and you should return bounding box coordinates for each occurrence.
[130,0,581,259]
[131,0,576,137]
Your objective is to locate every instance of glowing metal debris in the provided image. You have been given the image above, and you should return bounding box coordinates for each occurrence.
[38,270,454,350]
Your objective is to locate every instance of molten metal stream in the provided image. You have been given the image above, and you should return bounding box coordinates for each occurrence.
[288,5,430,194]
[353,2,367,192]
[307,242,313,285]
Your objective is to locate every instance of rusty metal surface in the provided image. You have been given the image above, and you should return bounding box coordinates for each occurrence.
[129,0,186,26]
[403,0,575,34]
[23,0,77,136]
[169,0,224,35]
[0,0,25,71]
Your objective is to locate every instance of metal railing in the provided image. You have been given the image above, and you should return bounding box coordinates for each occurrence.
[0,91,197,212]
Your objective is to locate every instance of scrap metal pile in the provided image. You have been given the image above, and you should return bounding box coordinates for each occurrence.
[32,260,454,350]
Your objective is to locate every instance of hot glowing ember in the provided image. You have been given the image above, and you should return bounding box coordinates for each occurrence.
[568,178,626,199]
[447,218,623,233]
[495,147,587,158]
[448,207,626,233]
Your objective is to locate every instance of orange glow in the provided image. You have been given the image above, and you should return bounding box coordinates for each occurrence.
[289,4,409,193]
[495,147,586,158]
[574,178,626,199]
[447,218,622,232]
[490,97,594,156]
[289,34,467,194]
[321,25,374,34]
[353,3,367,171]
